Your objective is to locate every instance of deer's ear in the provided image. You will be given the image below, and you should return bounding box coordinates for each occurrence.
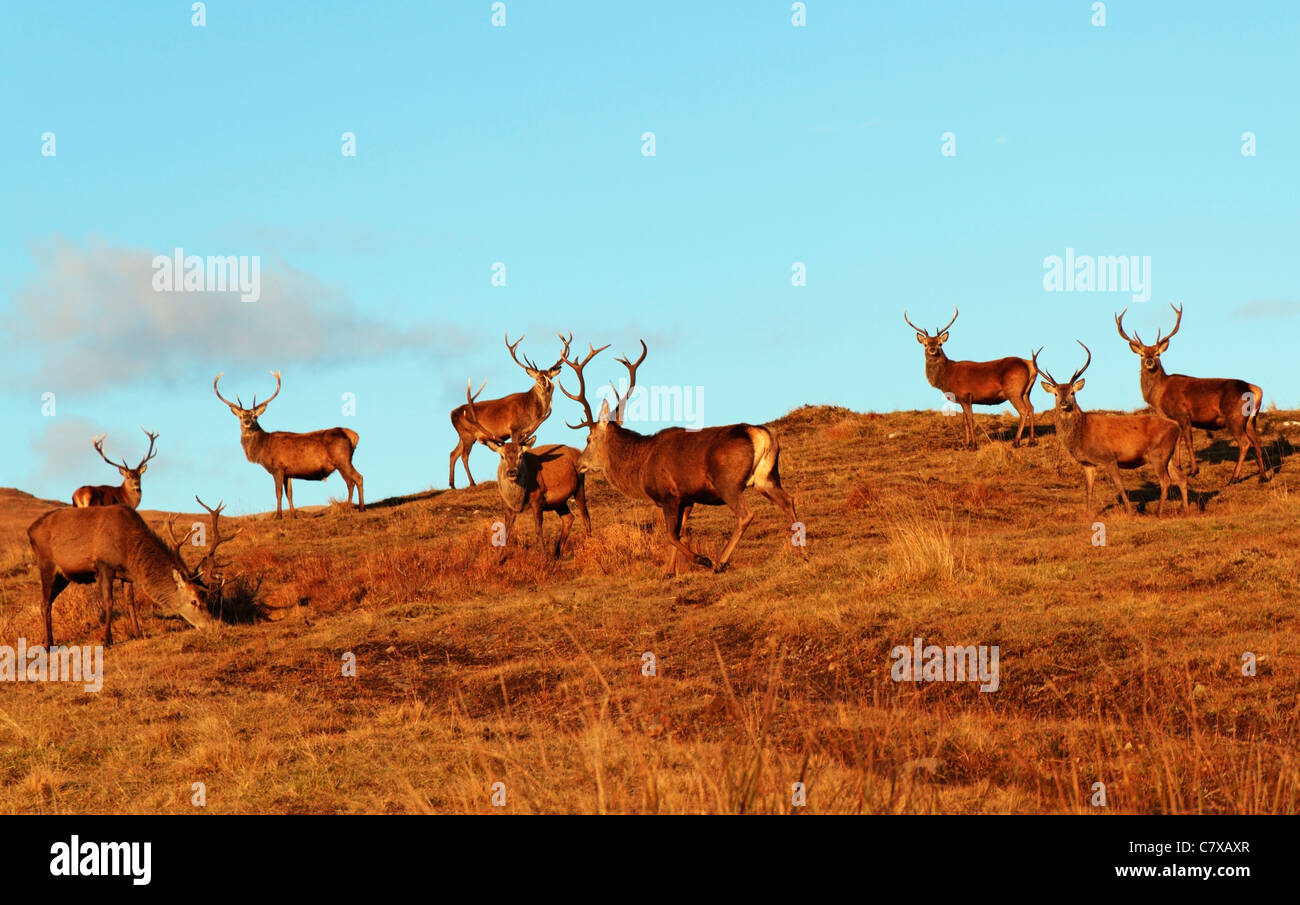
[547,364,563,377]
[227,404,243,416]
[1041,381,1057,395]
[118,466,129,476]
[172,569,186,591]
[597,399,611,423]
[915,333,927,343]
[937,332,949,343]
[252,403,269,417]
[1128,340,1144,354]
[138,464,147,474]
[521,436,537,449]
[1156,339,1170,354]
[1073,378,1086,392]
[484,438,504,452]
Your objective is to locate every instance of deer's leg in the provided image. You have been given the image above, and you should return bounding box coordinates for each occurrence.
[273,473,285,519]
[448,442,461,489]
[1011,395,1029,447]
[455,435,476,488]
[660,499,711,576]
[96,565,115,647]
[285,477,298,518]
[1249,418,1268,482]
[1180,419,1198,476]
[503,509,517,548]
[339,460,365,511]
[961,400,976,449]
[38,562,66,648]
[552,504,573,558]
[1169,458,1189,514]
[1082,466,1097,514]
[575,475,591,535]
[755,482,804,558]
[532,496,545,551]
[1105,461,1132,514]
[1152,455,1171,516]
[126,582,142,638]
[715,490,755,574]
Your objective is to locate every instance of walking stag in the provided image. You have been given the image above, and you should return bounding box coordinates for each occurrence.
[562,340,804,576]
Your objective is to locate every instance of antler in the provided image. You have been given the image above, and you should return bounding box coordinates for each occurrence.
[1114,308,1144,346]
[213,372,245,411]
[135,427,159,470]
[165,515,198,562]
[462,379,493,438]
[1157,302,1183,345]
[902,308,929,335]
[253,371,282,410]
[610,340,647,424]
[91,434,118,469]
[559,341,610,429]
[1069,341,1092,386]
[936,306,959,335]
[505,333,541,373]
[550,331,573,372]
[195,496,242,557]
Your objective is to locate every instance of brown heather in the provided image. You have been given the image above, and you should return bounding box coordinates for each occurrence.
[0,405,1297,814]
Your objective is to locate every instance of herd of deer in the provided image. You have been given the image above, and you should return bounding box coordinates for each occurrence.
[24,302,1264,649]
[908,302,1267,515]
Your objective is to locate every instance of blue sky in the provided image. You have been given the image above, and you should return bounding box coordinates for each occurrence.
[2,1,1296,513]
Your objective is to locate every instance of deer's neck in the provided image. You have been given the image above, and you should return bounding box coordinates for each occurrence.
[124,532,189,608]
[1139,363,1166,406]
[120,483,142,508]
[924,353,951,389]
[602,427,658,501]
[496,462,530,511]
[530,385,554,424]
[240,425,268,462]
[1056,408,1088,454]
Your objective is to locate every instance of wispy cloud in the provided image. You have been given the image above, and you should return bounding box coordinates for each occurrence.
[1232,299,1300,319]
[5,235,458,392]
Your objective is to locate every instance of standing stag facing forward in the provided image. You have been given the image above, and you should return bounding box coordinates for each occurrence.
[904,307,1041,448]
[214,371,364,518]
[1115,303,1266,482]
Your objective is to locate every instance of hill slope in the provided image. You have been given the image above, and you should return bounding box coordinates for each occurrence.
[1,405,1297,814]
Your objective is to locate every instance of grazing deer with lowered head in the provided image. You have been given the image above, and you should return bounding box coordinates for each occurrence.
[562,340,804,576]
[214,371,364,518]
[905,307,1041,448]
[72,428,158,508]
[27,505,220,646]
[1115,303,1266,482]
[1041,342,1188,516]
[464,380,590,557]
[448,332,572,488]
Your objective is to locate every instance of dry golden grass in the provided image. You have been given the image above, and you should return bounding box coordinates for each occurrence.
[0,406,1297,814]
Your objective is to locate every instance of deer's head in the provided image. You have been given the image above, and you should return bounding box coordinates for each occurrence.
[1115,303,1182,373]
[213,371,282,433]
[92,428,158,495]
[560,340,645,475]
[507,332,572,399]
[1039,342,1093,415]
[904,306,960,361]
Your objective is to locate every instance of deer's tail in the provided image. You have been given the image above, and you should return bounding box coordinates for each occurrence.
[343,428,360,450]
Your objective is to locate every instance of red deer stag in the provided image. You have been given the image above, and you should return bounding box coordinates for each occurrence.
[167,497,243,594]
[463,380,590,557]
[214,371,364,518]
[27,505,220,646]
[904,307,1041,448]
[448,332,572,488]
[72,428,158,508]
[561,341,804,576]
[1041,342,1188,516]
[1115,303,1266,482]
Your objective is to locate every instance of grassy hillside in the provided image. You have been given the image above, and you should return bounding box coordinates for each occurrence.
[1,405,1297,814]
